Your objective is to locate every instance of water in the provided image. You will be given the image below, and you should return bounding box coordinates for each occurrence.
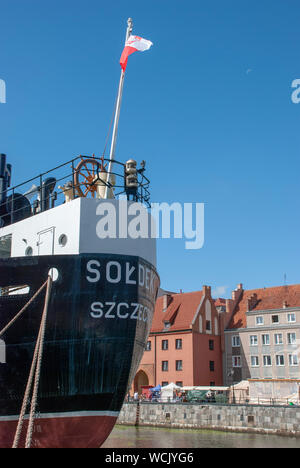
[102,425,300,449]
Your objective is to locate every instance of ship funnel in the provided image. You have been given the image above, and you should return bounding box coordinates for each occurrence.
[0,153,12,206]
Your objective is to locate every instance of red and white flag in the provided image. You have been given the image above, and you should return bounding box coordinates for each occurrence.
[120,35,153,71]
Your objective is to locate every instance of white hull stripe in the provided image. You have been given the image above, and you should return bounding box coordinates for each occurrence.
[0,410,119,422]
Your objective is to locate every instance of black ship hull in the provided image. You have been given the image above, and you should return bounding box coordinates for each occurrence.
[0,253,159,447]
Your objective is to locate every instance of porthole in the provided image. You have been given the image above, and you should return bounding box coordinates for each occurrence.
[48,268,59,282]
[25,246,33,256]
[58,234,68,247]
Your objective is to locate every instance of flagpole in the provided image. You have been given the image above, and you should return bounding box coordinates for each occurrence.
[104,18,133,198]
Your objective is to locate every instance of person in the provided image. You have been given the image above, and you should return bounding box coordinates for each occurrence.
[134,391,139,401]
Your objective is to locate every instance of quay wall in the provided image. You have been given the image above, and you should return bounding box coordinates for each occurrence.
[118,402,300,437]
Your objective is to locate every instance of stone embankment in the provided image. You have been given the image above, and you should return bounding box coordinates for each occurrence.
[118,402,300,437]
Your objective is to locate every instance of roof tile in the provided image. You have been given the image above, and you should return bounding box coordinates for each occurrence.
[228,284,300,329]
[151,291,204,333]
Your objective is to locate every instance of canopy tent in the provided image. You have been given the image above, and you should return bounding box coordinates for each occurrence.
[150,384,161,393]
[141,385,154,399]
[182,386,229,391]
[232,380,249,390]
[229,380,250,404]
[160,383,182,401]
[186,390,207,402]
[182,386,230,403]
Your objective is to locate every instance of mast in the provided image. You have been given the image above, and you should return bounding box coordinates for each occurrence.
[104,18,133,198]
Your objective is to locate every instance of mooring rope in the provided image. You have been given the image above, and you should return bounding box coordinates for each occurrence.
[2,276,53,449]
[25,276,52,448]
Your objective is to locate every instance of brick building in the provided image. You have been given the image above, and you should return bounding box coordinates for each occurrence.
[224,283,300,385]
[132,285,225,394]
[132,281,300,395]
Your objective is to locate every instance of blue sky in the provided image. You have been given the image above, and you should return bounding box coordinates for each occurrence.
[1,0,300,297]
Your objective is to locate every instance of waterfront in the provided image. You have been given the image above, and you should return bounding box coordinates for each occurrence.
[102,425,300,449]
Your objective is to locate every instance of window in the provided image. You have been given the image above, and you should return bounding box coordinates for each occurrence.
[175,339,182,350]
[162,340,168,350]
[205,300,212,333]
[250,335,258,346]
[289,354,298,366]
[209,361,215,371]
[232,336,240,347]
[162,361,168,371]
[274,333,283,345]
[199,316,203,333]
[176,360,183,371]
[176,381,183,387]
[263,355,272,367]
[287,313,296,323]
[214,317,219,335]
[262,334,270,346]
[272,315,279,324]
[0,234,12,258]
[232,356,241,368]
[256,316,264,326]
[276,355,285,366]
[146,341,151,351]
[162,381,169,387]
[251,356,259,367]
[209,339,214,350]
[287,333,296,345]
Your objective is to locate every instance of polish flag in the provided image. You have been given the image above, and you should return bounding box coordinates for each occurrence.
[120,35,153,71]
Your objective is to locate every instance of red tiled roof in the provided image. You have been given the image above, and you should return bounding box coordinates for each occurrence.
[228,284,300,329]
[151,291,204,333]
[214,298,226,307]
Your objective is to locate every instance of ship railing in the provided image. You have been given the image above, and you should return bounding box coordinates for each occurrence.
[0,155,151,227]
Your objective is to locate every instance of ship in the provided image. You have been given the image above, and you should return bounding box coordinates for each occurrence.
[0,19,159,448]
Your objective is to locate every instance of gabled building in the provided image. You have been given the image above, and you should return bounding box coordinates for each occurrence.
[132,285,225,394]
[224,283,300,385]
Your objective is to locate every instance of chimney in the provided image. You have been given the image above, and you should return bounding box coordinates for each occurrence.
[202,285,211,297]
[226,298,234,314]
[232,283,243,301]
[163,294,172,311]
[247,293,258,312]
[222,283,244,329]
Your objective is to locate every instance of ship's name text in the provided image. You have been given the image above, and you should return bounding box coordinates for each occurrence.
[86,260,156,293]
[90,301,152,322]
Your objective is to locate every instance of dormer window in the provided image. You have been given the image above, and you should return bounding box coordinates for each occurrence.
[287,313,296,323]
[256,316,264,326]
